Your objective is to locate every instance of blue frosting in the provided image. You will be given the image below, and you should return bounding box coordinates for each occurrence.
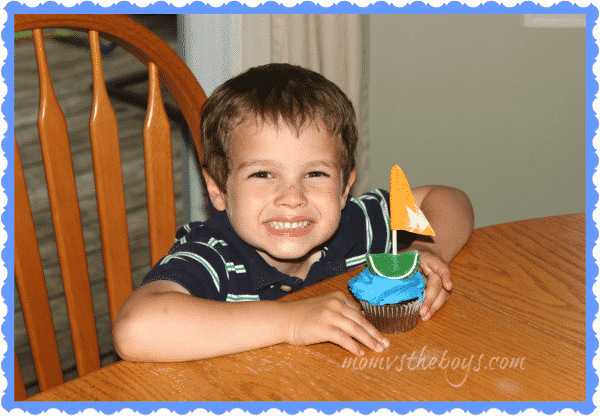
[348,267,426,305]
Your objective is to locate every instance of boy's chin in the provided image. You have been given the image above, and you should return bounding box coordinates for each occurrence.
[264,250,312,263]
[258,245,320,264]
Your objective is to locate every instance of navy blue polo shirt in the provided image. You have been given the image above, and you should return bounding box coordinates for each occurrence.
[141,189,410,301]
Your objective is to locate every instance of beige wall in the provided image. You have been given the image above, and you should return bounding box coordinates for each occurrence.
[368,14,585,228]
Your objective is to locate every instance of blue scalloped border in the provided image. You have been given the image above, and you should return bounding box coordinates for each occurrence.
[2,1,597,414]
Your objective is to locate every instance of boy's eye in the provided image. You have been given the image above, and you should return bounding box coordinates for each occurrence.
[306,171,330,178]
[249,171,273,179]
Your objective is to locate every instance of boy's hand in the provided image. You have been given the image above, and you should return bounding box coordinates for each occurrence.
[417,248,452,321]
[284,291,390,356]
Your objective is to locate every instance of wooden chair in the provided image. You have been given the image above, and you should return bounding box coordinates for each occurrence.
[14,14,207,400]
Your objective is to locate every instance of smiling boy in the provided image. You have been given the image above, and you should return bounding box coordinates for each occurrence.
[213,118,349,279]
[113,63,474,362]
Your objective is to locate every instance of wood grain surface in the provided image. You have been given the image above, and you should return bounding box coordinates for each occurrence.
[27,214,587,402]
[450,214,586,347]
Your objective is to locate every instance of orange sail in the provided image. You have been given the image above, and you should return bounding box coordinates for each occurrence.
[390,165,435,235]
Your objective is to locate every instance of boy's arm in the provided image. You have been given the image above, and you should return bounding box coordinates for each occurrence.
[411,185,474,263]
[409,185,474,320]
[113,280,389,362]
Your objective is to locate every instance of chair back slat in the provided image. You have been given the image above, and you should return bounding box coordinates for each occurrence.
[88,30,134,326]
[143,62,177,265]
[14,351,28,401]
[14,140,63,392]
[33,29,101,377]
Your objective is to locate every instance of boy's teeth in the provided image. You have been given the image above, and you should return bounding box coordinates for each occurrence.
[268,221,311,230]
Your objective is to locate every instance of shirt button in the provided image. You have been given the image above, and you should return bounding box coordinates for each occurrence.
[280,285,292,292]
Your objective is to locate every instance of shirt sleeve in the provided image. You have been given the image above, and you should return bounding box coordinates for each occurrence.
[141,223,228,301]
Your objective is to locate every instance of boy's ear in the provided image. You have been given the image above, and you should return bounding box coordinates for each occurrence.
[340,169,356,208]
[202,169,227,211]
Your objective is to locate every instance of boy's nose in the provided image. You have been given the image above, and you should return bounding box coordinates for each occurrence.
[276,184,308,208]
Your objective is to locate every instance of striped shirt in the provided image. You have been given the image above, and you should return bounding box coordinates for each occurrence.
[141,189,410,301]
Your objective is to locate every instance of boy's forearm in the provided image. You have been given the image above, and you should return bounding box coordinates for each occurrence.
[412,186,474,263]
[114,292,290,362]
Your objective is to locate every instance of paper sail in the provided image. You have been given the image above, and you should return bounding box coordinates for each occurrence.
[390,165,435,236]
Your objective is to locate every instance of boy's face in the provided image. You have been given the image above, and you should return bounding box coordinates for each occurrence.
[204,119,355,267]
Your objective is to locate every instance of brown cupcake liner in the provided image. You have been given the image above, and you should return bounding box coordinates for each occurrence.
[359,298,423,334]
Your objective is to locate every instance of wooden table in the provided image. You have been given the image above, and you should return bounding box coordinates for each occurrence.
[27,214,587,402]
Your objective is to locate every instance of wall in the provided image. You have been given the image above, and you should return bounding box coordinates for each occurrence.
[368,14,586,228]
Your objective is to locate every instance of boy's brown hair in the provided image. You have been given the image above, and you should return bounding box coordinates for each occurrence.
[200,63,358,193]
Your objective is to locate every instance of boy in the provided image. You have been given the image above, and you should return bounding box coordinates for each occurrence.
[113,64,474,362]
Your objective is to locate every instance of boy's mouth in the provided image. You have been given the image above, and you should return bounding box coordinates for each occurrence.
[264,218,315,237]
[267,220,312,230]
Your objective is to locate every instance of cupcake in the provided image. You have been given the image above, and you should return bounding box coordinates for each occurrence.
[348,250,425,334]
[351,164,434,333]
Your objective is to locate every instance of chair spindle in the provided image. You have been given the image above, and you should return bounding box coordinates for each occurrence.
[88,30,134,326]
[144,62,177,266]
[33,28,101,377]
